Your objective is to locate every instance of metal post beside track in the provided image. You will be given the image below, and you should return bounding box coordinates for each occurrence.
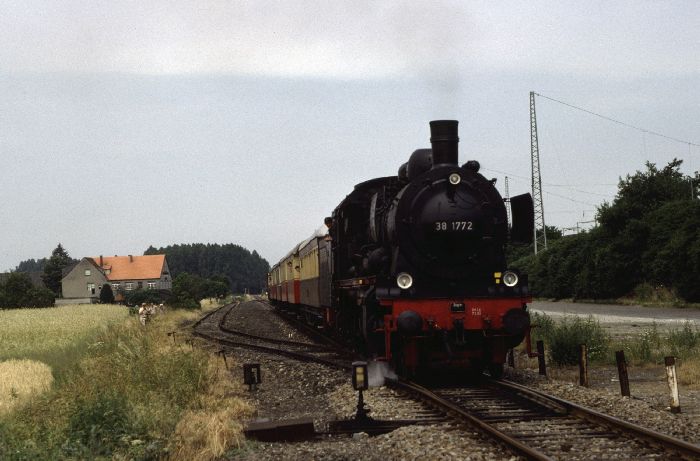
[616,350,630,397]
[579,344,588,387]
[536,340,546,376]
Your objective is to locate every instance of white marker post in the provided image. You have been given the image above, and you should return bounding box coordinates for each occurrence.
[665,356,681,414]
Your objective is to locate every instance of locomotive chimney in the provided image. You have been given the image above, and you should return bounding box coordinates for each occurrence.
[429,120,459,167]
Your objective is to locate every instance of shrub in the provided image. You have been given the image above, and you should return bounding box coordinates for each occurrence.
[100,283,115,304]
[668,321,700,359]
[533,313,610,365]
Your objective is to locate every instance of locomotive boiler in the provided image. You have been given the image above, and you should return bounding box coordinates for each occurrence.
[269,120,535,377]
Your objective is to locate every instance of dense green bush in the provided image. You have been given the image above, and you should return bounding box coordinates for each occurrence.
[0,273,55,309]
[124,288,165,306]
[512,160,700,303]
[531,313,610,366]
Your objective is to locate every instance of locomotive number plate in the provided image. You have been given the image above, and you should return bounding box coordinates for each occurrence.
[434,221,473,232]
[450,302,465,312]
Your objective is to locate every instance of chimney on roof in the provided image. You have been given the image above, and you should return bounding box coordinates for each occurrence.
[129,255,133,262]
[100,255,103,267]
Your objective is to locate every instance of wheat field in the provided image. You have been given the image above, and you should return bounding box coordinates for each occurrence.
[0,304,128,413]
[0,303,128,361]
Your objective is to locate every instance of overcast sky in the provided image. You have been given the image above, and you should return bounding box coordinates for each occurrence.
[1,1,699,271]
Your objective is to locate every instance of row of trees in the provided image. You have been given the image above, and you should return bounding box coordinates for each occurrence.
[512,159,700,302]
[0,273,55,308]
[144,243,269,293]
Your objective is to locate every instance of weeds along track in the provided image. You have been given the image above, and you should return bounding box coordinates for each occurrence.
[192,300,354,371]
[388,378,700,460]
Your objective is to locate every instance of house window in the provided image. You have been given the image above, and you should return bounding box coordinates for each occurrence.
[125,282,134,291]
[87,283,95,294]
[84,269,91,276]
[147,281,157,290]
[105,269,111,275]
[137,281,143,289]
[111,283,120,291]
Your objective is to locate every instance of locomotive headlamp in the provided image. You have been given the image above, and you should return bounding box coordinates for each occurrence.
[503,271,519,287]
[396,272,413,290]
[448,173,461,185]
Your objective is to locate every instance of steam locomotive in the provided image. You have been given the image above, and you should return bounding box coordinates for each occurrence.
[268,120,535,377]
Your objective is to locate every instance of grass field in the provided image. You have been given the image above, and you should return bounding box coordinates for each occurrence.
[0,304,128,414]
[0,301,251,460]
[0,304,128,366]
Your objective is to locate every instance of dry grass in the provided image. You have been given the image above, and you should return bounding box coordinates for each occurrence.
[0,304,252,460]
[0,304,128,362]
[169,360,251,461]
[677,358,700,387]
[0,359,53,415]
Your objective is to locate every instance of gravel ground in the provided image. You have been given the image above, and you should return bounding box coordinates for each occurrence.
[529,300,700,418]
[503,365,700,444]
[207,301,515,461]
[195,301,700,460]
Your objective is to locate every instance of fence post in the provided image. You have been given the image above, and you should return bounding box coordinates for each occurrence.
[536,340,547,376]
[579,344,589,387]
[665,356,681,413]
[507,348,515,368]
[615,350,630,397]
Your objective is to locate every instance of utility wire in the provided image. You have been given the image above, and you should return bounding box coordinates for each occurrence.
[534,92,700,148]
[482,168,615,199]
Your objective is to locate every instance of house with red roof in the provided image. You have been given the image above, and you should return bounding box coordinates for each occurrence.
[59,254,172,304]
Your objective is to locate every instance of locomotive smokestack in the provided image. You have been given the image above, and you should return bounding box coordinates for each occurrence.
[429,120,459,167]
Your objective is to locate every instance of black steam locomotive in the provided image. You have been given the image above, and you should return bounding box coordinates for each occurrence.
[269,120,534,376]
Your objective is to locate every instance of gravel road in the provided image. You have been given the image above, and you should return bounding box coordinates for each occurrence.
[530,301,700,336]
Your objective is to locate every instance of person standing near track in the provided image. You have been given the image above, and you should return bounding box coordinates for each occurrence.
[138,303,149,326]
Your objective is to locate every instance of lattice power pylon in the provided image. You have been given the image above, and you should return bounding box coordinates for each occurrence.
[530,91,547,254]
[504,176,511,227]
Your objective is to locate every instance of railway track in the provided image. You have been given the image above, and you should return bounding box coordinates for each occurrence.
[192,300,700,459]
[192,300,354,370]
[389,377,700,460]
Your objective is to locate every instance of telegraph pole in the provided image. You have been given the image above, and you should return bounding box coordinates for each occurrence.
[530,91,547,254]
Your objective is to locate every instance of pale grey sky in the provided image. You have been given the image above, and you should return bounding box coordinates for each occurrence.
[1,1,699,270]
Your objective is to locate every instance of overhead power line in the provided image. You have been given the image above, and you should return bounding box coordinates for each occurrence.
[534,92,700,148]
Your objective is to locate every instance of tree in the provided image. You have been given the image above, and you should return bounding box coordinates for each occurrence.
[145,243,270,293]
[100,283,115,304]
[42,244,73,296]
[0,273,54,308]
[15,258,48,272]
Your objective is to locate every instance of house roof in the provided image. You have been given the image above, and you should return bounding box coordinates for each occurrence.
[90,255,166,281]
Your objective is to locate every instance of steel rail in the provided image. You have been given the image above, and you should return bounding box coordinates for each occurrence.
[495,379,700,460]
[386,379,553,461]
[217,301,343,352]
[191,299,352,371]
[262,299,353,352]
[191,329,352,371]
